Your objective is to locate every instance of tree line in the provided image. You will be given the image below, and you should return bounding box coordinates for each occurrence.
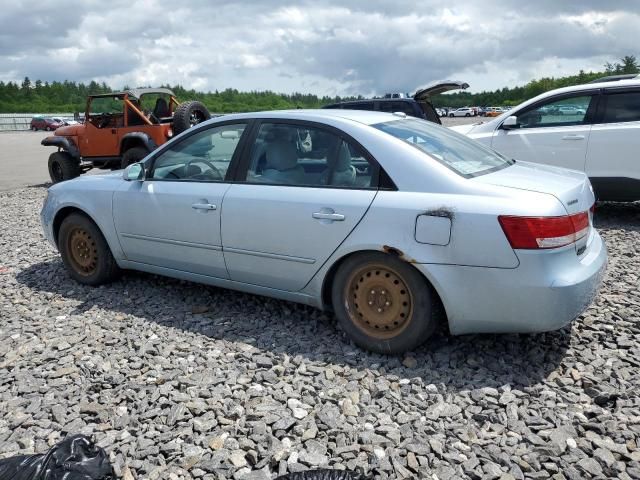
[0,56,637,113]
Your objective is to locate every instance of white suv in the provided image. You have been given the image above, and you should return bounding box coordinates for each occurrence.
[449,107,476,117]
[451,79,640,202]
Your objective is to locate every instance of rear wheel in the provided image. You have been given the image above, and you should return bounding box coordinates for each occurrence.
[465,113,470,117]
[48,151,80,183]
[58,213,121,286]
[172,100,211,135]
[121,146,149,169]
[331,252,438,354]
[31,125,37,131]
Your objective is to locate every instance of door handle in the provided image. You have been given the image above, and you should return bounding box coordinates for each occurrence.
[192,203,217,211]
[111,128,117,134]
[562,135,585,140]
[312,211,345,221]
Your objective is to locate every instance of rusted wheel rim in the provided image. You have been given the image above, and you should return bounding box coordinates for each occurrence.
[345,264,413,339]
[67,228,98,276]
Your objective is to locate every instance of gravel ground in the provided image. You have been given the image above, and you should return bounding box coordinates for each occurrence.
[1,187,639,480]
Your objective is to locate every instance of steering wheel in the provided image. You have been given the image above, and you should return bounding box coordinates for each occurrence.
[185,158,224,180]
[98,114,111,128]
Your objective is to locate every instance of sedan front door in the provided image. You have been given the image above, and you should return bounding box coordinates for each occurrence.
[113,122,248,278]
[491,93,597,172]
[221,121,380,291]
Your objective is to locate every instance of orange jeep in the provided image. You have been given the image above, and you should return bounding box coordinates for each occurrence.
[42,88,211,183]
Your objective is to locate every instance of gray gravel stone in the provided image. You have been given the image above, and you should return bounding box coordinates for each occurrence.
[1,188,639,479]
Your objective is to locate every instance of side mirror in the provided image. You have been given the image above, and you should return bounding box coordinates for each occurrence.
[502,115,519,130]
[123,162,145,181]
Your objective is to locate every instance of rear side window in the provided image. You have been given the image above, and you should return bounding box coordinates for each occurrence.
[602,91,640,123]
[374,118,513,177]
[243,123,379,188]
[349,102,375,111]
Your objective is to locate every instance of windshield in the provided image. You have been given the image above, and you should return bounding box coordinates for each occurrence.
[373,118,513,177]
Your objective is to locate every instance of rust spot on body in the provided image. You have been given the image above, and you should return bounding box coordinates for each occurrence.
[382,245,417,263]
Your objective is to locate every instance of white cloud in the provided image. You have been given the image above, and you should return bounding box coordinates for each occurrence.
[0,0,638,95]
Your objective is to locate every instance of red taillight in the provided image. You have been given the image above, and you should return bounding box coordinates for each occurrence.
[499,211,590,249]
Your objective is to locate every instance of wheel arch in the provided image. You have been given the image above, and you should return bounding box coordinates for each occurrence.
[52,206,104,249]
[41,136,80,159]
[320,248,450,329]
[120,132,156,155]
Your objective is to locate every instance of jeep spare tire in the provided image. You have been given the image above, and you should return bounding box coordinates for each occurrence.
[173,101,211,134]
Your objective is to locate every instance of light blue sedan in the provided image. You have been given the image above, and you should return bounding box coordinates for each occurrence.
[41,110,607,353]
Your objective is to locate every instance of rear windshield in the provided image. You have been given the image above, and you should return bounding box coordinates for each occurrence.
[373,118,513,177]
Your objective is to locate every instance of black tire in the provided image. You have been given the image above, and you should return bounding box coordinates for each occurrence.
[449,113,454,117]
[331,252,438,354]
[48,151,81,184]
[58,213,121,286]
[121,146,149,169]
[465,113,470,117]
[31,125,37,131]
[172,100,211,135]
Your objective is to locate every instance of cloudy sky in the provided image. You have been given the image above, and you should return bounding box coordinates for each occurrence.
[1,0,638,96]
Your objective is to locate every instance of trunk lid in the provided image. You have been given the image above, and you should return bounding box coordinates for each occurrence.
[474,161,595,252]
[413,80,469,101]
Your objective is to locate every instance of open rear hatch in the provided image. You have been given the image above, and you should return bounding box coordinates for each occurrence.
[414,80,469,124]
[413,80,469,101]
[473,161,595,253]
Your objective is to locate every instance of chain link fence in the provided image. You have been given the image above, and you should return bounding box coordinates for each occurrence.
[0,113,75,132]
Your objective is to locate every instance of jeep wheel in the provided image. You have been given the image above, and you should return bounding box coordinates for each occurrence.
[173,101,211,135]
[48,151,81,184]
[31,125,37,131]
[121,147,149,169]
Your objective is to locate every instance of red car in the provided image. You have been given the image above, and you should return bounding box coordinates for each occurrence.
[30,117,63,131]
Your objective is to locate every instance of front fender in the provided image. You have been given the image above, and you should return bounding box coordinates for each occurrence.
[41,136,80,158]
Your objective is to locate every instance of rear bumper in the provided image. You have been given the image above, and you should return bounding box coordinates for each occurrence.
[419,230,607,335]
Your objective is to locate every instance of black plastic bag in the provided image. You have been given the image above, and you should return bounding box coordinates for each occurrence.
[276,470,371,480]
[0,434,113,480]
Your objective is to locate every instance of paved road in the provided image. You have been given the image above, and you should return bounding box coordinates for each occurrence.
[0,131,52,191]
[0,116,482,191]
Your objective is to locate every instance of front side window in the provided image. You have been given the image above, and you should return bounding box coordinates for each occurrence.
[517,95,594,128]
[151,123,246,181]
[602,91,640,123]
[244,123,378,188]
[374,118,513,177]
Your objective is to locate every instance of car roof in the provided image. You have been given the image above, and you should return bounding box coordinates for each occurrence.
[537,79,640,97]
[205,109,405,127]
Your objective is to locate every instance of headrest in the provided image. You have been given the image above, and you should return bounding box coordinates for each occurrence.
[265,140,298,171]
[334,142,352,171]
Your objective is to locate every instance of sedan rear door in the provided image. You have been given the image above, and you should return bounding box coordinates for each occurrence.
[221,121,381,291]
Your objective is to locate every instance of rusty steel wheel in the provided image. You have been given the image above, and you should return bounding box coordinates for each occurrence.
[58,213,121,286]
[332,252,437,354]
[345,264,414,340]
[66,227,98,276]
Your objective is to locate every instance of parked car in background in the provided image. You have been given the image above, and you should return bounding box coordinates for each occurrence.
[448,107,476,117]
[451,79,640,201]
[41,109,606,354]
[30,116,63,131]
[323,80,469,125]
[484,107,504,117]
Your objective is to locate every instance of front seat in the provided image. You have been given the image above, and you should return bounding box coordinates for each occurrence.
[321,142,356,186]
[153,98,171,119]
[262,140,305,184]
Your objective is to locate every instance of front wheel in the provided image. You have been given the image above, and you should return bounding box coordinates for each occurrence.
[48,151,80,183]
[58,213,121,286]
[331,252,438,354]
[449,113,454,117]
